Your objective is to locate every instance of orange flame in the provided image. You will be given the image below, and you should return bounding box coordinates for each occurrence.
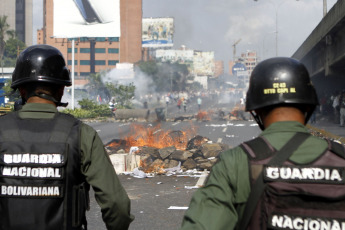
[196,110,211,121]
[107,123,198,152]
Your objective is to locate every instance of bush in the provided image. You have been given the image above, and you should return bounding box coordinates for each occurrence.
[63,99,113,118]
[63,108,98,119]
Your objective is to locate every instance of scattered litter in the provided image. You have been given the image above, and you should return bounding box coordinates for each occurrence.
[185,186,199,189]
[132,168,148,178]
[129,146,139,155]
[157,182,163,184]
[155,195,160,197]
[207,157,215,160]
[195,170,209,187]
[140,211,144,213]
[168,206,188,210]
[226,134,235,138]
[164,162,182,174]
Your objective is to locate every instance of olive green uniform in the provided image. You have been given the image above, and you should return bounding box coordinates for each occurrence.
[18,103,134,230]
[180,121,328,230]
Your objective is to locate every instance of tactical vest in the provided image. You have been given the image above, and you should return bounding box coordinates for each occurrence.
[0,112,88,230]
[240,132,345,230]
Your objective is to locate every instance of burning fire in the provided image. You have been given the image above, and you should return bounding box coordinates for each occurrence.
[196,110,211,121]
[107,123,198,152]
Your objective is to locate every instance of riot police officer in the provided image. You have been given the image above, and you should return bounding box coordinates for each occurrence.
[0,44,134,230]
[180,57,345,229]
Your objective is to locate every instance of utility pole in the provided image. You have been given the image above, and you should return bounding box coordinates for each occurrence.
[323,0,327,17]
[232,39,242,61]
[254,0,299,56]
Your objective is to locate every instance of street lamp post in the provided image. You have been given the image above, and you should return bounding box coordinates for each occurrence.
[254,0,299,56]
[323,0,327,17]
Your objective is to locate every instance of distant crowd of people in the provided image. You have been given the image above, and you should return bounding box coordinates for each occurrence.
[317,90,345,126]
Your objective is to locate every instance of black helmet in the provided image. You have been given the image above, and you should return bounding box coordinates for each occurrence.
[11,44,71,89]
[245,57,319,128]
[246,57,318,110]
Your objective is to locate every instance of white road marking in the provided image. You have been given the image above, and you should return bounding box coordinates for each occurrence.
[222,127,227,132]
[217,138,222,143]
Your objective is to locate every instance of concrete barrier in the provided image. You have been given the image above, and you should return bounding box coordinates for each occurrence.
[109,154,141,174]
[115,109,150,120]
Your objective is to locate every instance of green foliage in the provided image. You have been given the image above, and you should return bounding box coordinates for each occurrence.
[0,15,16,66]
[4,37,26,59]
[188,81,203,91]
[137,60,158,75]
[63,99,113,118]
[63,108,97,119]
[2,57,16,67]
[78,98,97,110]
[105,82,135,108]
[137,60,190,92]
[2,79,20,102]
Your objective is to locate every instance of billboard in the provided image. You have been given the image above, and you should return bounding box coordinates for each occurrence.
[193,51,215,76]
[142,18,174,48]
[232,62,247,76]
[155,49,193,65]
[53,0,121,38]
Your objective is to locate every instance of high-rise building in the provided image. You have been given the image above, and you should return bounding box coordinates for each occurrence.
[0,0,33,46]
[38,0,142,83]
[240,50,258,76]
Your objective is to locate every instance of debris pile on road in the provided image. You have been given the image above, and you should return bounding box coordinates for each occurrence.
[105,133,230,173]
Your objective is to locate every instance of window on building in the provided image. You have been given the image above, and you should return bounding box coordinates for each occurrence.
[95,60,106,65]
[80,48,90,53]
[80,72,89,77]
[108,60,119,66]
[68,60,78,65]
[95,37,106,42]
[108,48,119,54]
[108,37,119,42]
[80,60,90,65]
[95,48,106,53]
[79,37,89,42]
[68,48,78,53]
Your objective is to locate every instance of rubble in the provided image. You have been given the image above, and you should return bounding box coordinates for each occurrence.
[105,136,228,174]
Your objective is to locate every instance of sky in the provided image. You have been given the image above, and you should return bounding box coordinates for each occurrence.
[32,0,338,73]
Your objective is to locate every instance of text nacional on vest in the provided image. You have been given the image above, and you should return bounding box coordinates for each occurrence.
[270,214,345,230]
[264,166,344,183]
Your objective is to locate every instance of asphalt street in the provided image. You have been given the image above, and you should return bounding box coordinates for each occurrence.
[85,96,345,229]
[87,174,200,230]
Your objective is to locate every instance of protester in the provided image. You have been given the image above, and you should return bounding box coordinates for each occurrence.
[180,57,345,229]
[340,90,345,127]
[182,98,187,112]
[197,97,202,111]
[1,45,134,230]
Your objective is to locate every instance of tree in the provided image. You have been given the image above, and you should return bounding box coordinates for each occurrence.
[2,79,20,102]
[4,37,26,59]
[105,82,135,108]
[137,60,190,92]
[85,72,110,101]
[0,16,15,68]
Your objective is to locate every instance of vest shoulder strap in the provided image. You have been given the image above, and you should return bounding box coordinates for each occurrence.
[49,112,80,143]
[240,136,275,161]
[0,112,21,142]
[0,111,80,143]
[329,140,345,159]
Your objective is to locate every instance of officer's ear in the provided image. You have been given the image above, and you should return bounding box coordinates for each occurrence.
[58,86,65,98]
[18,87,27,99]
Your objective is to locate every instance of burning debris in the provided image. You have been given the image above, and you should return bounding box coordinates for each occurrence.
[105,123,230,174]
